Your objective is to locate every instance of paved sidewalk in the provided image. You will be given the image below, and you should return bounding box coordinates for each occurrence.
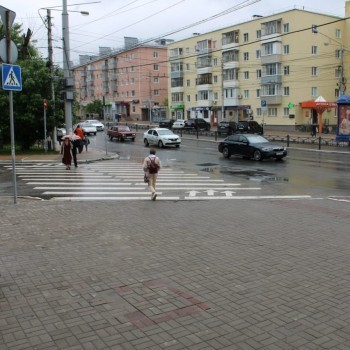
[0,195,349,349]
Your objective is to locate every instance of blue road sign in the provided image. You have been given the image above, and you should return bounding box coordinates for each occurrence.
[261,99,267,107]
[2,63,22,91]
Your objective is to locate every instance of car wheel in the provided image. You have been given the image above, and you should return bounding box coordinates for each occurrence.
[144,138,149,147]
[132,138,135,142]
[276,156,283,161]
[175,145,180,148]
[222,147,230,158]
[253,150,263,161]
[109,135,113,141]
[158,140,164,148]
[94,132,96,136]
[218,132,221,136]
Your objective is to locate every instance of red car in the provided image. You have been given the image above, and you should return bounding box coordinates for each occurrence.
[107,126,136,141]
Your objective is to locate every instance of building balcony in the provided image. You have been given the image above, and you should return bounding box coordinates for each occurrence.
[222,42,239,51]
[196,84,212,91]
[224,97,241,106]
[170,71,184,79]
[171,86,184,93]
[260,54,282,65]
[223,80,239,89]
[223,61,239,69]
[196,66,212,75]
[261,75,282,84]
[260,95,282,105]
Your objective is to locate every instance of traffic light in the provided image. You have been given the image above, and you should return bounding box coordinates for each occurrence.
[43,99,47,109]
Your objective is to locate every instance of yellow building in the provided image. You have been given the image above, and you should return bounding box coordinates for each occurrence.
[168,3,350,131]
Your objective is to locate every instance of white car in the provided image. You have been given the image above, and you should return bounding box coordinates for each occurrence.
[143,128,181,148]
[172,119,185,129]
[80,122,97,135]
[85,119,104,131]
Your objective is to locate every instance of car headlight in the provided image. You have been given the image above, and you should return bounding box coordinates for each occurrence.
[261,147,273,151]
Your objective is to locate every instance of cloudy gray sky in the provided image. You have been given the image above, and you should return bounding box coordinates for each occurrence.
[0,0,347,65]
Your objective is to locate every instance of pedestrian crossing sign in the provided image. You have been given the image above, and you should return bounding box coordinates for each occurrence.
[2,63,22,91]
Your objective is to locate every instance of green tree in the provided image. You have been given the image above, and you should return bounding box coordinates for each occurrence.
[85,99,103,117]
[0,22,64,150]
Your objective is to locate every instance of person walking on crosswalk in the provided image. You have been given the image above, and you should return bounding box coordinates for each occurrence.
[143,148,161,200]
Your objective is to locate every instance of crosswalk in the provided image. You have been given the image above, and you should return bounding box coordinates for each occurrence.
[3,160,312,201]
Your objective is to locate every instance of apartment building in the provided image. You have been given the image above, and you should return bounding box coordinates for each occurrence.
[168,3,350,131]
[72,38,171,122]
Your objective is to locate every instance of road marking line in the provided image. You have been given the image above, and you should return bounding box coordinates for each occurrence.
[43,191,160,195]
[51,196,180,201]
[184,195,312,200]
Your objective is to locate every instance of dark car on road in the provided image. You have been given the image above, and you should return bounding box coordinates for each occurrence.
[218,134,287,161]
[158,119,174,128]
[237,120,263,134]
[184,118,210,131]
[217,121,237,136]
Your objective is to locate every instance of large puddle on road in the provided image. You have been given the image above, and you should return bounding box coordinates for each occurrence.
[200,166,289,183]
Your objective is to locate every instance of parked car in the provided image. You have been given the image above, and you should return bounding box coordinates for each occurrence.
[79,122,97,135]
[172,119,185,129]
[107,125,136,141]
[143,128,181,148]
[237,120,263,134]
[184,118,210,131]
[85,119,104,131]
[218,134,287,161]
[159,119,174,128]
[217,121,237,136]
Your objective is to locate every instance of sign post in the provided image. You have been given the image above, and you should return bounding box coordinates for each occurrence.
[261,99,267,134]
[0,6,18,203]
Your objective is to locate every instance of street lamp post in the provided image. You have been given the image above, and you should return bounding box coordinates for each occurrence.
[62,0,73,135]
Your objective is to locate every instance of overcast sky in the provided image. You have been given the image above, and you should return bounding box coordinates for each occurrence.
[0,0,347,66]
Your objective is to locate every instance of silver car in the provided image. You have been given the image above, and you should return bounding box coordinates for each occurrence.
[143,128,181,148]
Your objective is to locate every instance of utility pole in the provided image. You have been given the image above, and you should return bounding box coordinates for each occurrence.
[62,0,73,134]
[148,71,152,123]
[221,58,225,121]
[339,46,346,95]
[47,10,55,122]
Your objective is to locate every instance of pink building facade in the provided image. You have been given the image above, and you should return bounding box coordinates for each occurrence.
[72,39,170,122]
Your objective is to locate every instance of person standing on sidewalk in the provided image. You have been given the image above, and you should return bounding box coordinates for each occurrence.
[143,148,161,200]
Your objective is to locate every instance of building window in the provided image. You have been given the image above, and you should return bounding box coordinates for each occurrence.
[130,53,135,59]
[312,87,318,97]
[256,69,261,78]
[131,90,135,96]
[185,48,189,55]
[243,33,249,42]
[283,86,290,96]
[213,75,218,83]
[198,90,209,100]
[335,29,341,38]
[243,52,249,61]
[132,105,136,112]
[154,89,159,96]
[256,50,261,59]
[311,67,318,76]
[186,95,190,102]
[256,30,261,39]
[243,90,249,98]
[214,92,218,100]
[213,58,218,66]
[171,92,184,102]
[283,45,289,54]
[153,64,159,71]
[336,49,342,59]
[153,51,159,58]
[130,77,135,84]
[256,108,262,116]
[154,77,159,83]
[283,23,289,33]
[268,108,277,116]
[312,46,318,55]
[263,42,274,55]
[284,66,290,75]
[283,107,289,116]
[186,79,190,86]
[130,66,134,72]
[244,71,249,80]
[256,89,260,98]
[335,67,342,78]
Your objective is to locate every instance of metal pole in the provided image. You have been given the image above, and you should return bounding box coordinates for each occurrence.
[221,59,224,121]
[44,103,47,151]
[6,10,17,203]
[103,96,107,155]
[62,0,73,134]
